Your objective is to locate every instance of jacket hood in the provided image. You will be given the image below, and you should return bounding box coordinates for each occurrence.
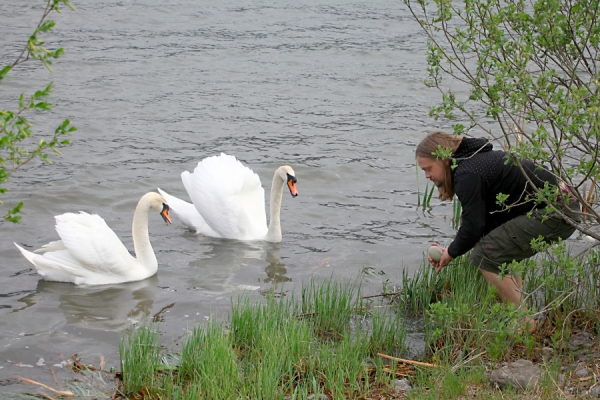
[452,137,493,161]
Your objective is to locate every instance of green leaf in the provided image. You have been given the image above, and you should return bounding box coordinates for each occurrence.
[0,65,11,81]
[4,202,24,224]
[36,20,56,33]
[33,101,52,110]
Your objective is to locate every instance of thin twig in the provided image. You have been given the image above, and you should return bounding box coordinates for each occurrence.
[16,376,74,396]
[377,353,438,368]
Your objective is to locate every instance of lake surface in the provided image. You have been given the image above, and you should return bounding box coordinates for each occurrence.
[0,0,460,393]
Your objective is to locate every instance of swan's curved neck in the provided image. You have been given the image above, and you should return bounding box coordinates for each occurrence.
[266,171,285,242]
[132,196,158,273]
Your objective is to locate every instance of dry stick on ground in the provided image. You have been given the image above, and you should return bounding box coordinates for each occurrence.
[16,376,74,396]
[377,353,438,368]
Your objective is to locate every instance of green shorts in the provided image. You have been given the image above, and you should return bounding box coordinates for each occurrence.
[469,201,580,275]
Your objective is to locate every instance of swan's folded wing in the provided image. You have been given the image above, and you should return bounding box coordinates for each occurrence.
[236,164,269,238]
[35,240,67,253]
[157,188,220,236]
[51,212,134,275]
[182,153,267,239]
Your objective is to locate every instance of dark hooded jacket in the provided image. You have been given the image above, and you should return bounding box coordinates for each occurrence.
[447,137,558,258]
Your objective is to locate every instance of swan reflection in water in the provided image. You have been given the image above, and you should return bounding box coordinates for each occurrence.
[261,244,292,297]
[184,240,291,295]
[13,275,158,331]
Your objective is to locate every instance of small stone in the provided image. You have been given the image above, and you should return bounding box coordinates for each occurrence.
[394,378,413,393]
[589,385,600,398]
[428,246,443,262]
[542,347,554,362]
[569,332,594,351]
[489,359,540,391]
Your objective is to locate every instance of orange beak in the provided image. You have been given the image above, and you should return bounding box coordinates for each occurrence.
[161,204,172,224]
[287,180,298,197]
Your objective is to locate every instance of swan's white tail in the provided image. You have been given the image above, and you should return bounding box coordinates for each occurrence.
[14,243,37,266]
[15,242,85,283]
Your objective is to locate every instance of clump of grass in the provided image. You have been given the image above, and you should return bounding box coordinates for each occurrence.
[300,277,362,340]
[411,256,530,362]
[118,277,408,399]
[119,321,161,396]
[178,322,241,398]
[397,253,487,316]
[395,254,536,363]
[418,183,435,209]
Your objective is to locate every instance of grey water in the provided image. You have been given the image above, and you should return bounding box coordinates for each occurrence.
[0,0,457,393]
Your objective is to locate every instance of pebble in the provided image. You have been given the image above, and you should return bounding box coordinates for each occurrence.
[428,246,443,262]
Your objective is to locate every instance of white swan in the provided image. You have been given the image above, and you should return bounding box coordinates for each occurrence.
[14,192,171,286]
[158,153,298,242]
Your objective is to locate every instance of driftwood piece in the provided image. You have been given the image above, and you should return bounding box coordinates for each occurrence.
[377,353,438,368]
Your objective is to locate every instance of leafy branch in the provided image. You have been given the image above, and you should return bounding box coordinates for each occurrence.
[405,0,600,239]
[1,0,76,223]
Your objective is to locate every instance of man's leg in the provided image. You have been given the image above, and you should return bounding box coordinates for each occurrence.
[468,207,579,333]
[479,269,535,333]
[479,269,522,306]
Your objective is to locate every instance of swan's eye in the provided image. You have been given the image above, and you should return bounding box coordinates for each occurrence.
[286,173,297,183]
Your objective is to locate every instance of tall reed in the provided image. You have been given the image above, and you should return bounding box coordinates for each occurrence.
[416,162,435,209]
[451,196,462,228]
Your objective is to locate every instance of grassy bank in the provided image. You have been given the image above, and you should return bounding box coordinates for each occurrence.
[118,278,408,399]
[10,242,600,399]
[114,244,599,399]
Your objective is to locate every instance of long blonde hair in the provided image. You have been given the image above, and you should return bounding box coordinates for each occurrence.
[415,130,463,201]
